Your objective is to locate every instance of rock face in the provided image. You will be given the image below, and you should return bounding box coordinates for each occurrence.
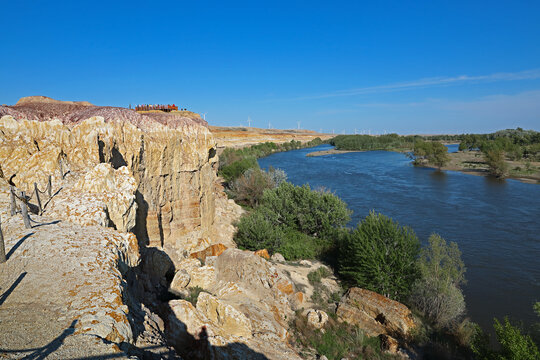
[0,102,219,251]
[336,287,417,338]
[168,249,303,360]
[44,163,138,232]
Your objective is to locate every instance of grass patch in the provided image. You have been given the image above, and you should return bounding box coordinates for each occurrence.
[185,286,205,306]
[307,266,332,285]
[289,313,395,360]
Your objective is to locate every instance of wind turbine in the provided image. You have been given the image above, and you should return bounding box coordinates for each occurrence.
[202,113,207,121]
[297,121,301,130]
[247,116,252,127]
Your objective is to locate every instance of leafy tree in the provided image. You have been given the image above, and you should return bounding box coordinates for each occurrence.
[410,234,466,328]
[482,142,508,178]
[472,317,540,360]
[413,140,450,169]
[338,212,420,301]
[494,318,540,360]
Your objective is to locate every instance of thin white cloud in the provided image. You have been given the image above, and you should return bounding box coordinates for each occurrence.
[288,69,540,101]
[349,90,540,133]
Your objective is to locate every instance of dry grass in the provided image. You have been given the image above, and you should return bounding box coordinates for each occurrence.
[423,151,540,183]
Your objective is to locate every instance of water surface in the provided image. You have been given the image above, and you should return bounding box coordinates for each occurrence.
[259,144,540,330]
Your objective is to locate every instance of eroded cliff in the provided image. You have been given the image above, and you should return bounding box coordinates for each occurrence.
[0,101,221,253]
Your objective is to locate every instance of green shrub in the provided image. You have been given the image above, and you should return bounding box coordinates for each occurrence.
[410,234,466,328]
[234,182,351,261]
[308,266,332,285]
[452,318,479,347]
[260,182,351,239]
[276,229,321,260]
[290,314,388,360]
[482,142,508,178]
[472,317,540,360]
[338,211,420,302]
[494,318,540,360]
[219,147,243,169]
[234,210,286,253]
[266,166,287,187]
[219,156,259,182]
[186,286,205,306]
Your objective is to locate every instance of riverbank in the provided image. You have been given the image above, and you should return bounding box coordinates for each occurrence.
[419,150,540,184]
[258,144,540,338]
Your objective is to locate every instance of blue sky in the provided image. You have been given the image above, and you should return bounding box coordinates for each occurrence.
[1,1,539,134]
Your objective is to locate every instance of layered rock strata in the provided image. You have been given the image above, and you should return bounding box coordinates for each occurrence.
[0,101,218,251]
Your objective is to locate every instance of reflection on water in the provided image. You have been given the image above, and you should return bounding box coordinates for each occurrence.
[259,144,540,331]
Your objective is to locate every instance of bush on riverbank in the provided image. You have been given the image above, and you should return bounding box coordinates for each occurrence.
[472,316,540,360]
[289,314,394,360]
[228,167,287,207]
[412,140,450,169]
[234,182,351,260]
[338,211,421,302]
[409,234,466,328]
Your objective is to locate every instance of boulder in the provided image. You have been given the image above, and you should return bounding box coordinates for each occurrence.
[169,269,191,295]
[177,257,201,273]
[271,253,285,262]
[379,334,399,354]
[336,287,416,337]
[168,249,302,358]
[189,266,217,289]
[73,163,138,232]
[306,309,329,330]
[196,292,252,339]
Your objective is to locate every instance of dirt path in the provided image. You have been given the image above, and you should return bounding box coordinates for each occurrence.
[0,182,137,359]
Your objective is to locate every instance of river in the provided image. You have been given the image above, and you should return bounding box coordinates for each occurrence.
[258,144,540,331]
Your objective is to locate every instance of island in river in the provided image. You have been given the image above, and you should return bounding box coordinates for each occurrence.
[306,148,364,157]
[308,144,540,184]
